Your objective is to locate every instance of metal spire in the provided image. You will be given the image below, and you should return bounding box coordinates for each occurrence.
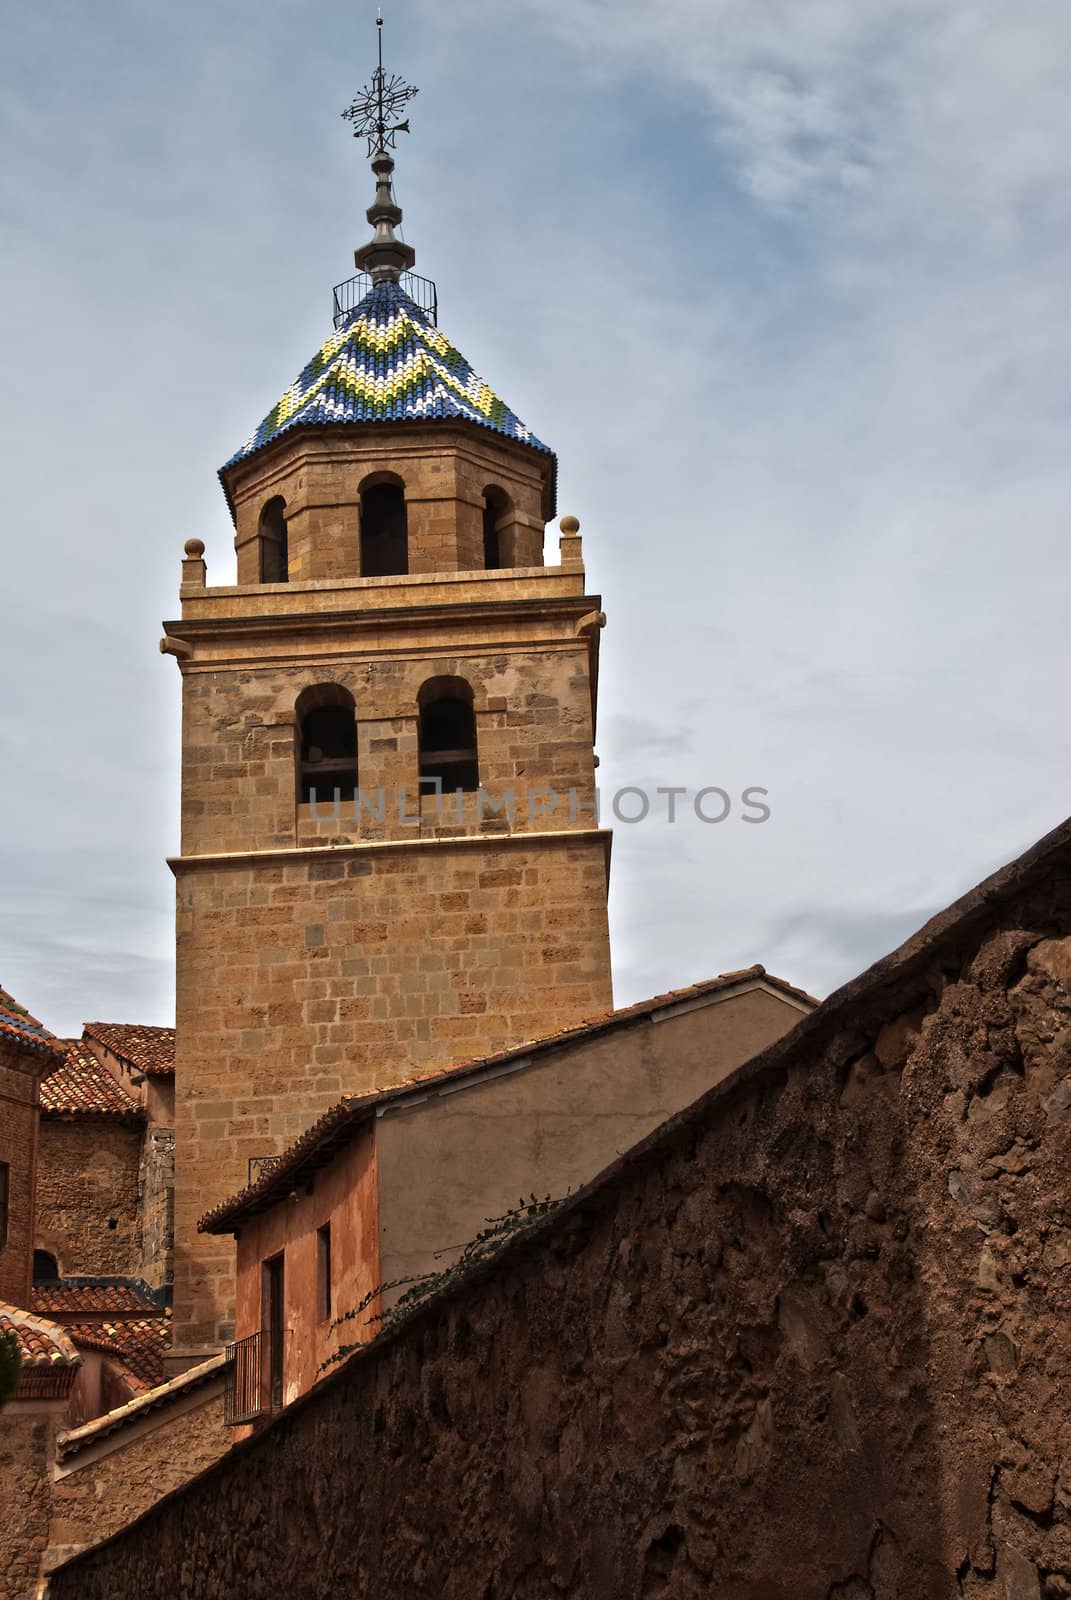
[344,14,418,284]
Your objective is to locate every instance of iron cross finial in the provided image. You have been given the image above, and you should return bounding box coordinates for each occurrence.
[342,13,418,158]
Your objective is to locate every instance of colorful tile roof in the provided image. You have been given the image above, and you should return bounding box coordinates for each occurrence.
[0,1302,81,1369]
[83,1022,175,1078]
[201,966,818,1232]
[220,279,554,486]
[32,1278,163,1316]
[66,1313,173,1390]
[0,984,64,1061]
[41,1038,143,1118]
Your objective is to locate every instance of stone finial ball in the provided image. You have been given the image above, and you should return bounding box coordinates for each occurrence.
[184,538,206,558]
[559,515,581,535]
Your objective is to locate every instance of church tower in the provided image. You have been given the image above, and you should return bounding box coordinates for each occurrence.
[164,26,613,1361]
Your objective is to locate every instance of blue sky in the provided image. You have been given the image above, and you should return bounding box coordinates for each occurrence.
[2,0,1068,1033]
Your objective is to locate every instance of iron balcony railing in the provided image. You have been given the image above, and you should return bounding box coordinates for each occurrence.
[224,1330,267,1426]
[332,268,438,328]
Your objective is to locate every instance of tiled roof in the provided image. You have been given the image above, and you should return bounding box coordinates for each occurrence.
[0,1302,82,1368]
[41,1038,142,1118]
[220,279,555,495]
[66,1312,173,1390]
[0,984,64,1061]
[32,1278,164,1316]
[83,1022,175,1078]
[57,1351,227,1461]
[200,966,817,1232]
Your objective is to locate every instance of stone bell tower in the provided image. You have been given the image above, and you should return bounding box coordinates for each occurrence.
[164,29,613,1361]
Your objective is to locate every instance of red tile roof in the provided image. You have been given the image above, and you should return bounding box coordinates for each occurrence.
[32,1278,161,1316]
[56,1351,228,1462]
[0,1302,82,1368]
[83,1022,175,1078]
[201,965,817,1232]
[66,1313,173,1390]
[40,1038,142,1118]
[0,984,64,1062]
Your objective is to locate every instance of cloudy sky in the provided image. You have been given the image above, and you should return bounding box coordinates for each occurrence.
[2,0,1068,1035]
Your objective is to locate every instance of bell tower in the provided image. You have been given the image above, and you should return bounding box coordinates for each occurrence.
[165,23,613,1361]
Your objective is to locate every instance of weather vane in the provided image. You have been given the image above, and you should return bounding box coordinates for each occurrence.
[342,13,418,157]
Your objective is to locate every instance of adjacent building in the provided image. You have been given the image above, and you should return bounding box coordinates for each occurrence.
[200,966,814,1423]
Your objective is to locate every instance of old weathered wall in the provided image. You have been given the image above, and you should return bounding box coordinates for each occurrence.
[52,829,1071,1600]
[139,1125,174,1291]
[45,1389,227,1573]
[0,1403,58,1600]
[0,1036,40,1306]
[36,1118,143,1278]
[377,980,811,1290]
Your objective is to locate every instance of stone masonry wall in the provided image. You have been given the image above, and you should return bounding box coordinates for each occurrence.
[139,1126,174,1291]
[36,1119,143,1279]
[0,1036,39,1307]
[0,1404,56,1600]
[174,832,612,1348]
[46,1390,227,1569]
[51,827,1071,1599]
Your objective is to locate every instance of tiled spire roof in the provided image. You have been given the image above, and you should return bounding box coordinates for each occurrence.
[220,280,553,483]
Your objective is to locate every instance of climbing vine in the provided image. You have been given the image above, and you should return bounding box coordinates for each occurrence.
[318,1193,562,1375]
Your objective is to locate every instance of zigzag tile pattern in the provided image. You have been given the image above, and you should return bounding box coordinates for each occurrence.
[223,280,551,470]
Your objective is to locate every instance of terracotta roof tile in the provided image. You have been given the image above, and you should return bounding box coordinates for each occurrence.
[0,984,64,1061]
[66,1312,172,1389]
[40,1038,142,1118]
[0,1302,82,1368]
[201,966,817,1232]
[32,1278,162,1316]
[83,1022,175,1078]
[57,1351,227,1461]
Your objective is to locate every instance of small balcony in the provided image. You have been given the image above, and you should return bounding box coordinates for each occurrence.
[224,1330,268,1426]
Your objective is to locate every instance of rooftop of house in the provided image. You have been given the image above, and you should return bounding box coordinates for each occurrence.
[56,1350,227,1462]
[64,1314,173,1391]
[0,1302,82,1369]
[82,1021,175,1079]
[219,279,555,511]
[40,1038,143,1118]
[200,965,817,1233]
[0,984,65,1061]
[32,1278,167,1317]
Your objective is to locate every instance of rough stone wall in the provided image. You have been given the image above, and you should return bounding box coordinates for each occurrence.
[49,833,1071,1599]
[139,1126,174,1291]
[35,1118,143,1279]
[0,1036,40,1307]
[47,1391,227,1566]
[0,1404,57,1600]
[174,832,611,1349]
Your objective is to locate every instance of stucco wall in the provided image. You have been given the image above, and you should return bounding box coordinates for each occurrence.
[376,980,810,1290]
[48,829,1071,1600]
[36,1118,143,1279]
[233,1121,379,1405]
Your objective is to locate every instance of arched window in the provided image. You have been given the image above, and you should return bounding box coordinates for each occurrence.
[259,497,289,583]
[360,479,408,577]
[296,685,357,806]
[33,1249,59,1283]
[418,677,478,794]
[482,486,511,570]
